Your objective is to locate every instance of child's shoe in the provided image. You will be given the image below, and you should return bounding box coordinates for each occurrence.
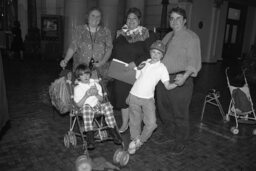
[128,138,143,154]
[109,127,122,145]
[86,131,95,150]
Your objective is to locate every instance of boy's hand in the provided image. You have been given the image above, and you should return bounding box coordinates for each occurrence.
[169,83,178,89]
[163,81,178,90]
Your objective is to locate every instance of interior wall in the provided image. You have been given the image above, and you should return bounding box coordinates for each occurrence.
[17,0,256,63]
[37,0,42,30]
[17,0,27,40]
[116,0,126,30]
[242,6,256,55]
[191,0,213,62]
[215,1,228,61]
[0,52,9,131]
[144,0,178,31]
[56,0,64,15]
[87,0,98,10]
[144,0,162,30]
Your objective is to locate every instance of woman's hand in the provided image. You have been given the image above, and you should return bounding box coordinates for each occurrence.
[127,62,136,70]
[60,59,67,68]
[94,61,103,68]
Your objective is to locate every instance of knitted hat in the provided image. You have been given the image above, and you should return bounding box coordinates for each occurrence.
[150,40,166,54]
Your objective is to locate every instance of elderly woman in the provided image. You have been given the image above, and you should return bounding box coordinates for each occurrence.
[111,7,157,133]
[60,7,113,82]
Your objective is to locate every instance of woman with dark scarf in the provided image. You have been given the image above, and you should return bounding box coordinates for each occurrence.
[111,7,157,133]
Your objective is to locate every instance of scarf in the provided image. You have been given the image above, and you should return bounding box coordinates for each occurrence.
[116,24,149,43]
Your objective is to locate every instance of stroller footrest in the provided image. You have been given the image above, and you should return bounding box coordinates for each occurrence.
[238,119,256,124]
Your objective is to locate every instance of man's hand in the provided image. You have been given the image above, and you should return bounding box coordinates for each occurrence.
[174,74,186,86]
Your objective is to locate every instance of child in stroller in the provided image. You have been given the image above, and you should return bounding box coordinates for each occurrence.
[74,64,122,149]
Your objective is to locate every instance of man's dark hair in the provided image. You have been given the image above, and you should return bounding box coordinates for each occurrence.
[169,7,187,20]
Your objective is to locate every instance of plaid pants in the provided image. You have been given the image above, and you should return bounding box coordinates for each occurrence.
[81,102,116,131]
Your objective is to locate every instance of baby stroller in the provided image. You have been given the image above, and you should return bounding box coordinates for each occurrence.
[63,69,130,168]
[225,68,256,135]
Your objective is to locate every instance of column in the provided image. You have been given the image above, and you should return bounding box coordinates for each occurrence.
[126,0,145,24]
[160,0,169,30]
[46,0,57,14]
[99,0,119,38]
[212,7,221,62]
[157,0,169,38]
[178,0,193,28]
[63,0,87,53]
[27,0,37,28]
[205,6,217,62]
[18,0,27,40]
[0,52,9,131]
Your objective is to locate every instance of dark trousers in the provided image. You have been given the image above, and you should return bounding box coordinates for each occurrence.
[156,74,193,145]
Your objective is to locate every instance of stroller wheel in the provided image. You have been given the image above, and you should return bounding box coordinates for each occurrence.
[119,151,129,166]
[252,129,256,135]
[64,134,70,148]
[225,115,230,122]
[113,148,123,163]
[231,127,239,134]
[75,155,92,171]
[69,132,77,147]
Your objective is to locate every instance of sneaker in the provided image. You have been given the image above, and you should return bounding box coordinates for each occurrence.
[86,131,95,150]
[128,138,143,154]
[108,128,122,145]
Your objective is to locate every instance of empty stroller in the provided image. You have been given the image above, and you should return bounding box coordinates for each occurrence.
[63,65,129,168]
[225,68,256,135]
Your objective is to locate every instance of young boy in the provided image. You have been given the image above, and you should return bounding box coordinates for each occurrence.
[126,40,178,154]
[74,64,121,150]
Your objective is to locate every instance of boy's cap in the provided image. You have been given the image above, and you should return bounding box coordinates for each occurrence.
[150,40,166,54]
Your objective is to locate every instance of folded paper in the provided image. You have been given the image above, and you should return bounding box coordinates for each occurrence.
[108,59,136,85]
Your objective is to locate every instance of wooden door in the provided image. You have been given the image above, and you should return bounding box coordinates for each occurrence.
[222,3,247,62]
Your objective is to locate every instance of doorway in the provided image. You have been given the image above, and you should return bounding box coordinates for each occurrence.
[222,3,247,65]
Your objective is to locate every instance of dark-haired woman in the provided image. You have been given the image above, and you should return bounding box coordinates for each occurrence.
[111,7,157,133]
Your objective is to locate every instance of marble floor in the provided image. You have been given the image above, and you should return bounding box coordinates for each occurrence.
[0,56,256,171]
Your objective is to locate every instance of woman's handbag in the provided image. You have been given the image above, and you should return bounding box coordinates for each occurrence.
[49,75,71,114]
